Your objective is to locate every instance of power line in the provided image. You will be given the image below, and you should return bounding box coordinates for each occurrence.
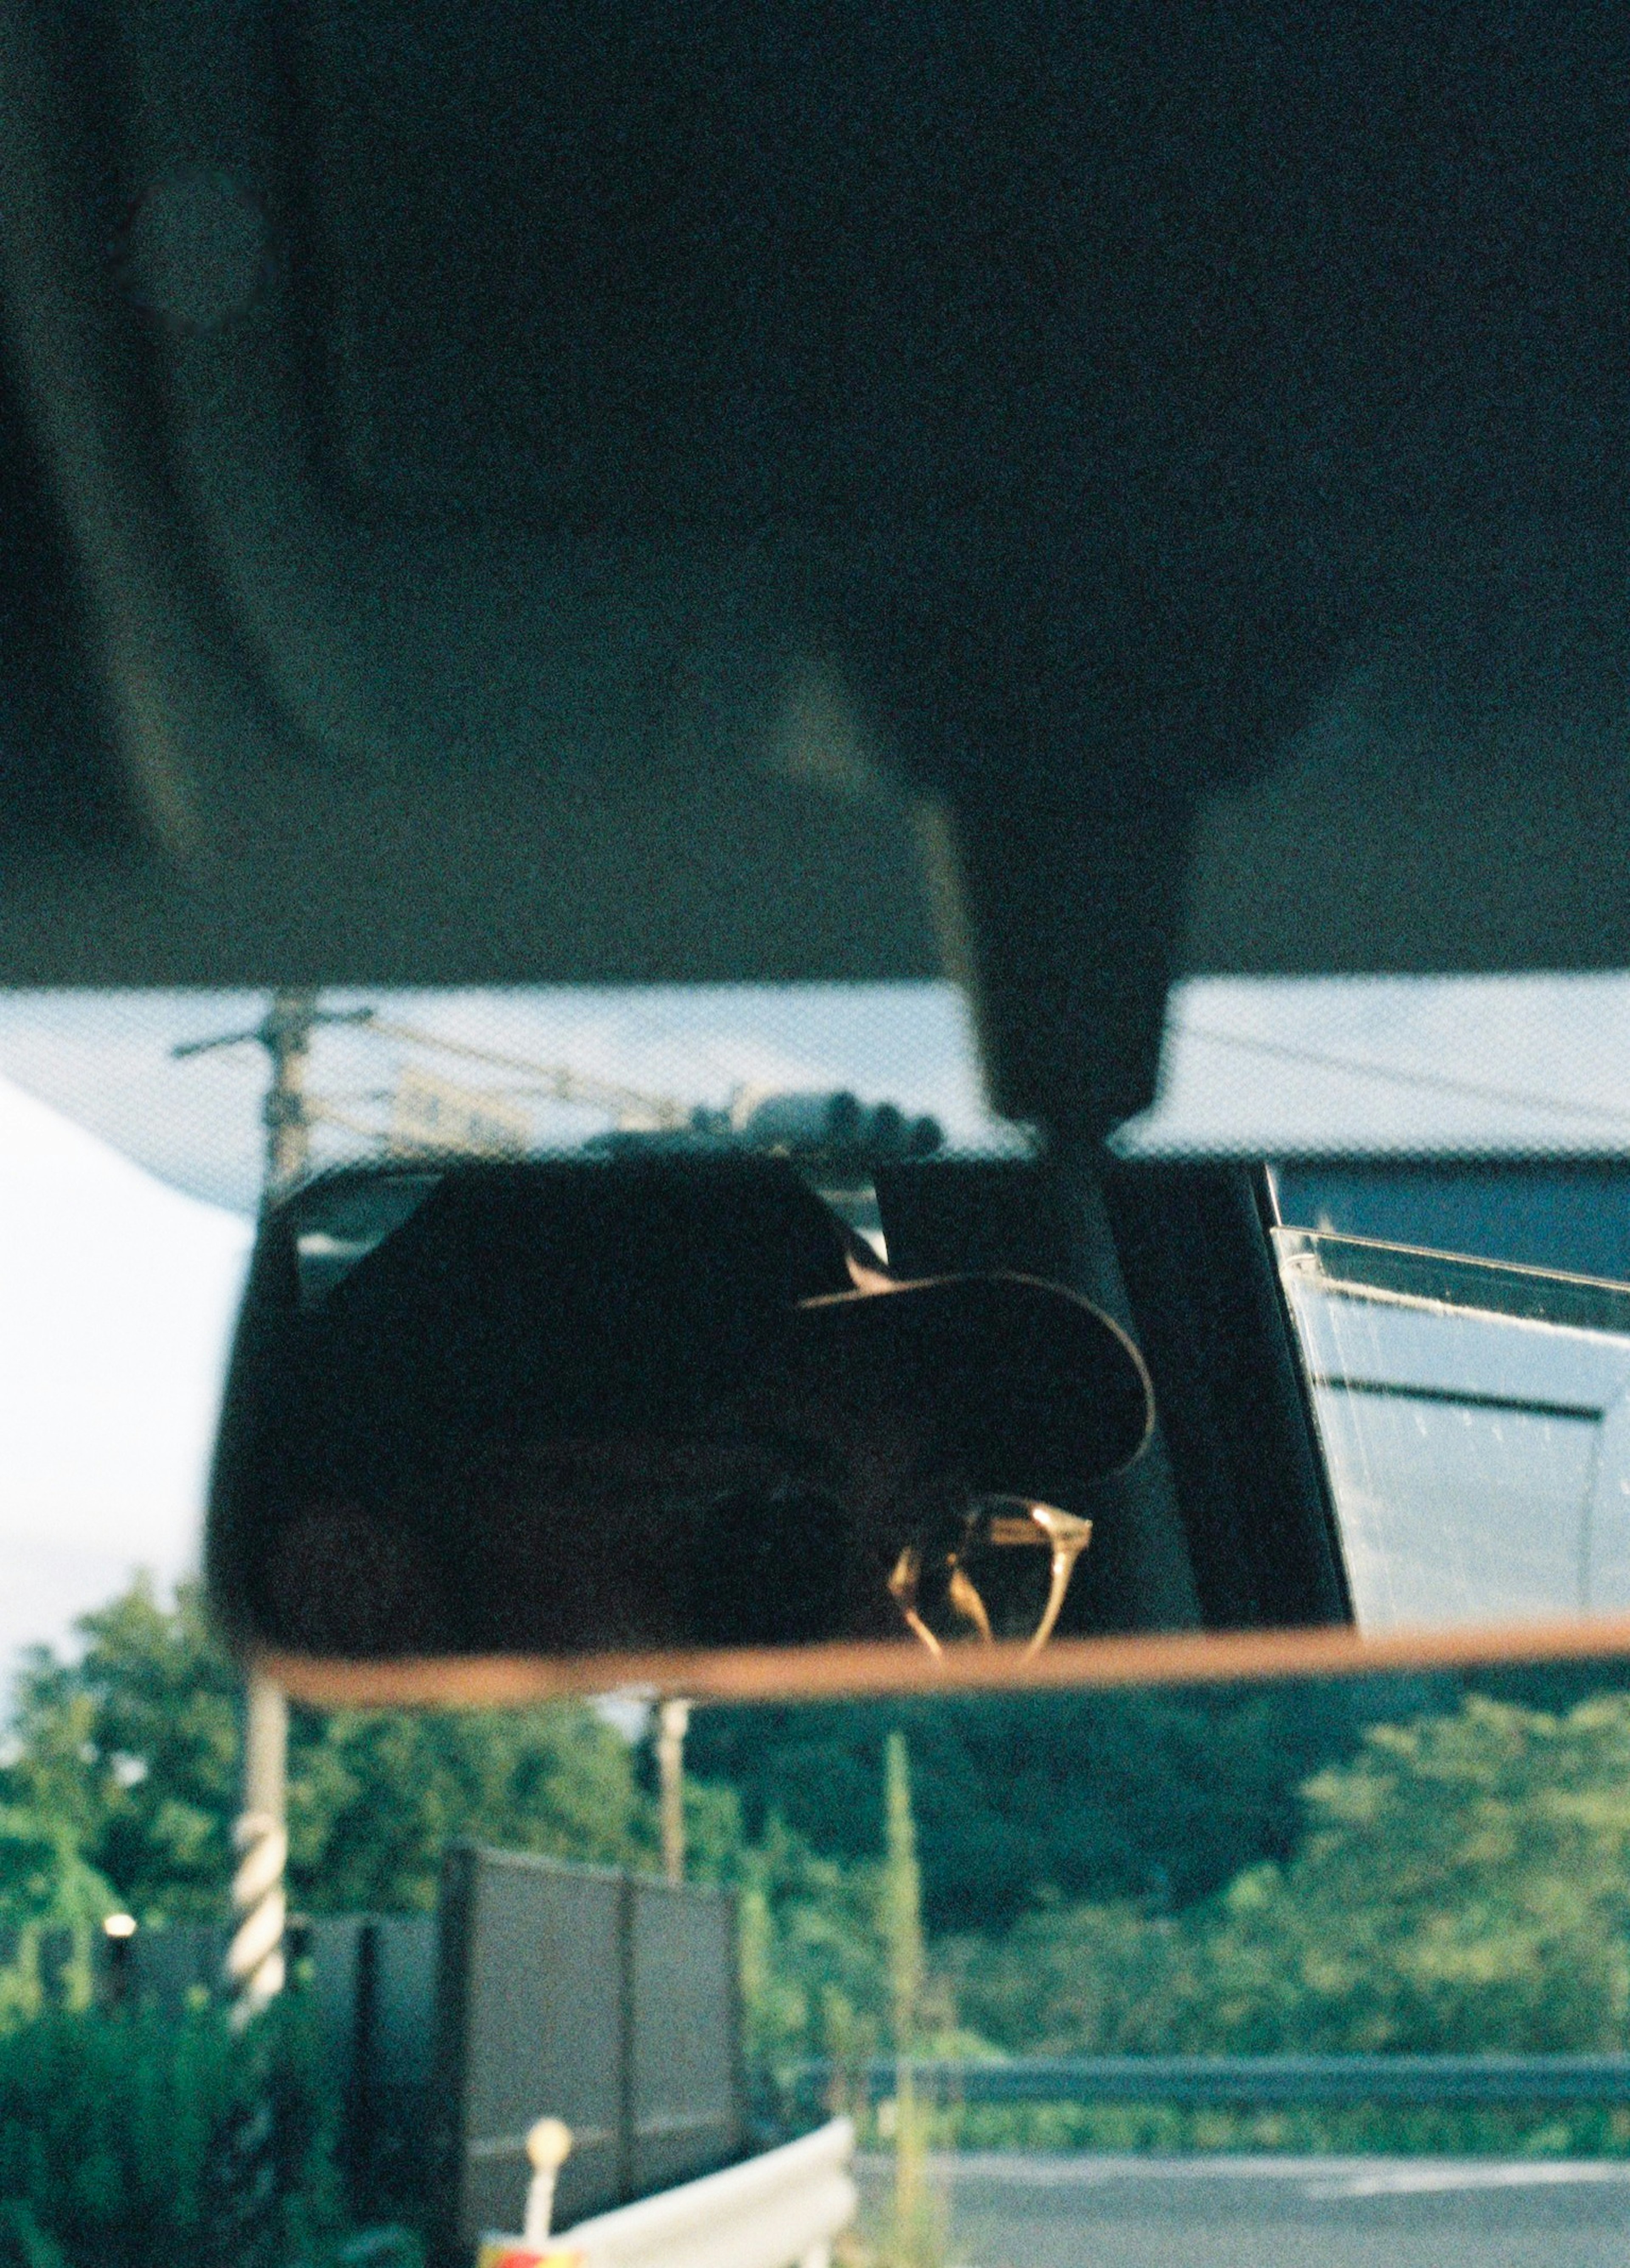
[1169,1020,1630,1135]
[355,1012,689,1127]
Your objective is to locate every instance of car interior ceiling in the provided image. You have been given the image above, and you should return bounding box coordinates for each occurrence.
[0,15,1619,1059]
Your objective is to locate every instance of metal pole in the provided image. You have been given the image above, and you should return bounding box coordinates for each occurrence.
[657,1697,691,1885]
[227,988,316,2023]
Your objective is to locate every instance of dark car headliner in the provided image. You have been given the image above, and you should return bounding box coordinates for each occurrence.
[0,4,1619,1144]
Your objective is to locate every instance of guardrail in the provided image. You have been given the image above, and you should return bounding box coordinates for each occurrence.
[790,2054,1630,2109]
[551,2118,856,2268]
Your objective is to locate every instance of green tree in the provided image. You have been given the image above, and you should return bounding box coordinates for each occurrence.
[944,1897,1192,2057]
[3,1578,655,1920]
[1189,1694,1630,2055]
[7,1581,239,1920]
[289,1703,653,1911]
[0,1813,112,1939]
[686,1678,1422,1930]
[683,1777,889,2074]
[0,1810,117,2029]
[949,1692,1630,2064]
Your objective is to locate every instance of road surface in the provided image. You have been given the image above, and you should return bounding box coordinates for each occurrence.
[855,2151,1630,2268]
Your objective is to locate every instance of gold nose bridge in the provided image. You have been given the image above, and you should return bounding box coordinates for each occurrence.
[887,1499,1094,1658]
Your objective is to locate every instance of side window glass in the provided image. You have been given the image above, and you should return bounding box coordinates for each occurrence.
[1274,1227,1630,1629]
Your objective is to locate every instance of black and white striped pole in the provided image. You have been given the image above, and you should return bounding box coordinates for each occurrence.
[228,1669,289,2023]
[180,989,318,2026]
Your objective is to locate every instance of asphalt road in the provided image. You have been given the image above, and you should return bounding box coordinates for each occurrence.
[855,2152,1630,2268]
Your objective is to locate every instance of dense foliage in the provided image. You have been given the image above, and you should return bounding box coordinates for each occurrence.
[10,1577,1630,2179]
[944,1693,1630,2060]
[690,1689,1630,2101]
[0,1999,345,2268]
[21,1575,1630,2262]
[684,1678,1460,1929]
[3,1580,654,1920]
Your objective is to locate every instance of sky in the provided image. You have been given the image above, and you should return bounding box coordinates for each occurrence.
[0,975,1622,1230]
[6,971,1630,1688]
[0,981,1015,1216]
[0,1076,249,1683]
[1123,973,1630,1158]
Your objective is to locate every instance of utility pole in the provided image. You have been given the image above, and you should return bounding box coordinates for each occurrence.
[176,987,323,2023]
[256,987,319,1194]
[656,1697,691,1886]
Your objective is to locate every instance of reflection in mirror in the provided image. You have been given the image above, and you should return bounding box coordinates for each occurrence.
[886,1499,1095,1658]
[208,1124,1630,1697]
[207,1154,1152,1665]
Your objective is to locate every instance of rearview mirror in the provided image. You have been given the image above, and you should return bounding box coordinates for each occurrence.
[209,1149,1630,1709]
[206,1155,1152,1679]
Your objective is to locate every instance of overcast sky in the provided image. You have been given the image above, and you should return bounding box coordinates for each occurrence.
[0,1076,249,1686]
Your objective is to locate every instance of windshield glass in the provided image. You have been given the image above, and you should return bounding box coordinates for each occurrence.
[9,973,1630,2264]
[0,980,1024,1220]
[12,973,1630,1663]
[0,980,1026,1669]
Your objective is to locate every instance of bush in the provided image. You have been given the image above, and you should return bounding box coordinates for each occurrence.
[0,1998,345,2268]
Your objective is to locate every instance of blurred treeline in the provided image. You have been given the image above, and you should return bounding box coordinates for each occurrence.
[724,1693,1630,2080]
[9,1579,1630,2124]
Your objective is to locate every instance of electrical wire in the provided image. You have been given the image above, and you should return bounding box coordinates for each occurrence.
[357,1015,688,1126]
[1169,1020,1630,1135]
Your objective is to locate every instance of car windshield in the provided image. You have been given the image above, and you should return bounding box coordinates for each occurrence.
[0,979,1020,1669]
[10,973,1630,2267]
[0,0,1618,2253]
[12,972,1630,1661]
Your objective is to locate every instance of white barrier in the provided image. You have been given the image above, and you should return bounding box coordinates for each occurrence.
[559,2118,856,2268]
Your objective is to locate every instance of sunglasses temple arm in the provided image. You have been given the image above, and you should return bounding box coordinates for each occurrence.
[1025,1513,1095,1657]
[888,1543,945,1657]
